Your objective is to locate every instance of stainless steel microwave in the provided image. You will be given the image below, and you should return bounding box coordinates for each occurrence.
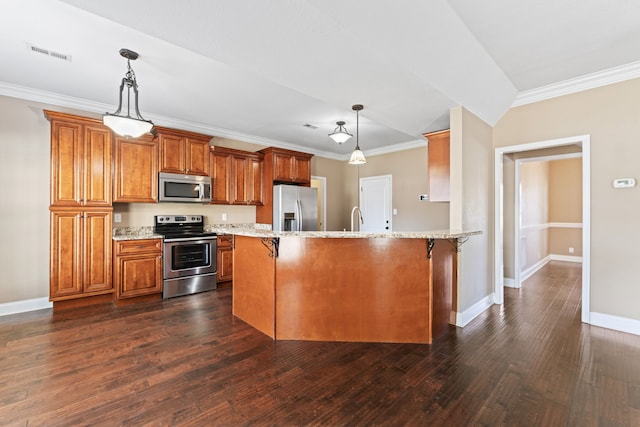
[158,172,212,203]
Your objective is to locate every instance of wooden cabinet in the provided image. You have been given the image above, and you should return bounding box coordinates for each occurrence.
[268,148,312,184]
[256,147,313,224]
[50,208,112,301]
[424,129,450,202]
[113,239,163,299]
[47,111,112,207]
[210,146,264,205]
[157,127,211,176]
[217,235,234,284]
[113,135,158,202]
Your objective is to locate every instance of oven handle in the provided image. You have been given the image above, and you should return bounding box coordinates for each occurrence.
[163,236,217,243]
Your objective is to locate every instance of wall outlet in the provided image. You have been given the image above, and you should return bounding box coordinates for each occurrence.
[392,208,398,215]
[221,213,227,221]
[569,247,574,254]
[114,213,122,223]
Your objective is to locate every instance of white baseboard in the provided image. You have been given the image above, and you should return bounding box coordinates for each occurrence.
[454,294,495,327]
[0,297,52,317]
[549,254,583,263]
[590,312,640,336]
[521,256,551,282]
[503,277,516,288]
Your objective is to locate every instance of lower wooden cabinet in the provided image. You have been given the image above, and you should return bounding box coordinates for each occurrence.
[50,208,113,301]
[217,235,233,283]
[113,239,163,299]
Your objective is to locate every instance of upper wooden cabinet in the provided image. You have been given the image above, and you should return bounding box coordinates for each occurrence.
[256,147,313,224]
[262,147,313,185]
[424,129,450,203]
[156,127,211,176]
[47,111,112,207]
[113,135,158,203]
[210,146,264,205]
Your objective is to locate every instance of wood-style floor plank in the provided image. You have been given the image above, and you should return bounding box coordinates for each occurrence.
[1,261,640,425]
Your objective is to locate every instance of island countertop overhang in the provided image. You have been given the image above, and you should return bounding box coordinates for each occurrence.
[211,228,481,239]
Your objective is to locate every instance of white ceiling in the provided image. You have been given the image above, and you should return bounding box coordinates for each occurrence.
[1,0,639,159]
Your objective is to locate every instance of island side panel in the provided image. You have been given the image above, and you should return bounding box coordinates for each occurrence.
[232,235,276,339]
[275,237,433,344]
[431,240,456,340]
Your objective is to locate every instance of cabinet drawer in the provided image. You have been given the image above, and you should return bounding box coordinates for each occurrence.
[115,239,162,255]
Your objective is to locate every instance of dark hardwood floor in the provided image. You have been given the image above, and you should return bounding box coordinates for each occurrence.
[1,261,639,426]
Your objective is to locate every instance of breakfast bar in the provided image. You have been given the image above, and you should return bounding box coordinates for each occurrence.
[229,229,480,344]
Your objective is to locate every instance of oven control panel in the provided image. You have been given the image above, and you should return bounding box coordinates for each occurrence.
[155,215,203,224]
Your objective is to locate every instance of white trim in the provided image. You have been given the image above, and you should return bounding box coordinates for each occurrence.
[513,60,640,107]
[590,312,640,336]
[310,175,327,231]
[494,134,591,324]
[361,139,426,158]
[549,254,582,263]
[521,255,551,282]
[548,222,582,229]
[454,294,495,327]
[0,297,52,316]
[503,278,516,288]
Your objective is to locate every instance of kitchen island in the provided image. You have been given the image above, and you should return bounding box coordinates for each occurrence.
[229,229,480,344]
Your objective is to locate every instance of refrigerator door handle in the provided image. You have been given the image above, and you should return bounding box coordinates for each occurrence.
[297,199,303,231]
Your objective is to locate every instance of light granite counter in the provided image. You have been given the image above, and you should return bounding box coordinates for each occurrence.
[212,228,481,239]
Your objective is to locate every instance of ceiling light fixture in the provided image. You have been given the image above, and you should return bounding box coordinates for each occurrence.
[348,104,366,165]
[328,121,352,144]
[103,48,154,138]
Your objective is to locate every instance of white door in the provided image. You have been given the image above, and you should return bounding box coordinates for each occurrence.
[359,175,392,232]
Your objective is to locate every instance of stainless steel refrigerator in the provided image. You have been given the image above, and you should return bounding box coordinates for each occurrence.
[273,184,318,231]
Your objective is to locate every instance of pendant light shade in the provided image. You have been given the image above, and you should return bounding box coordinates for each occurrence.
[328,121,352,144]
[348,104,366,165]
[103,49,154,138]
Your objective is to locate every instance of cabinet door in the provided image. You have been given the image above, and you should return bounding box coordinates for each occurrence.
[186,138,210,176]
[211,152,232,204]
[231,156,249,204]
[272,152,294,182]
[83,210,112,293]
[114,136,158,202]
[248,157,263,205]
[293,156,311,184]
[51,120,83,207]
[426,130,450,202]
[159,133,185,174]
[83,125,112,206]
[217,246,233,282]
[50,210,83,298]
[115,253,163,298]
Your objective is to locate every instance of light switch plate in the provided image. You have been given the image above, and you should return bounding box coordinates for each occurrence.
[114,213,122,223]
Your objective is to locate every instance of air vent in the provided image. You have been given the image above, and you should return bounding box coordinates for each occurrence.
[302,123,318,129]
[27,44,72,62]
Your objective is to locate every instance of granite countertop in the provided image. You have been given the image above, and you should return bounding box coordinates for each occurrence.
[221,228,481,239]
[112,223,271,241]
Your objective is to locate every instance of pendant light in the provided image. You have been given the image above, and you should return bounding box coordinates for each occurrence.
[348,104,366,165]
[103,48,154,138]
[328,121,352,144]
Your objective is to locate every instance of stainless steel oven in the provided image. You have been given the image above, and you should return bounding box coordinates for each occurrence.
[155,215,217,299]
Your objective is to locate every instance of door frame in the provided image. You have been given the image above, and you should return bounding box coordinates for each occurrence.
[359,174,393,233]
[494,135,591,323]
[513,152,583,288]
[311,175,326,231]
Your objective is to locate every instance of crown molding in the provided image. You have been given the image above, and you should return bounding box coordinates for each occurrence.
[513,60,640,107]
[360,138,427,159]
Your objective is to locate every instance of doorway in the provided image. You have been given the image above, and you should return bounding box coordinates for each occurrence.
[310,176,326,231]
[359,175,392,233]
[494,135,591,324]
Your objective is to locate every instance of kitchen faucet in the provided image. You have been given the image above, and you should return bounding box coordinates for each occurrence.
[351,206,364,232]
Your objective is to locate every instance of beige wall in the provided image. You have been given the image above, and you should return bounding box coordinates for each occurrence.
[451,106,493,314]
[337,147,450,232]
[0,96,51,302]
[520,161,549,272]
[494,77,640,321]
[548,158,582,257]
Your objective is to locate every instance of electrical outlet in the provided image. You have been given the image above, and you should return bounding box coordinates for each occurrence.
[114,213,122,223]
[221,213,227,221]
[569,247,574,254]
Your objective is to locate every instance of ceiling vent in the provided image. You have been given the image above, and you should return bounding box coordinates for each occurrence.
[302,123,318,129]
[27,44,72,62]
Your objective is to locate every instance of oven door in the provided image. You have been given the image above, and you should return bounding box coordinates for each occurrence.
[163,237,216,279]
